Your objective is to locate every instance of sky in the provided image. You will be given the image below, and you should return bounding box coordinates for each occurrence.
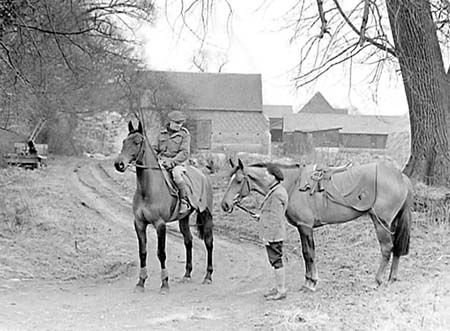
[133,1,408,116]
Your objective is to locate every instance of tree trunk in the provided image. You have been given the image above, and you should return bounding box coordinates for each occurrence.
[386,0,450,186]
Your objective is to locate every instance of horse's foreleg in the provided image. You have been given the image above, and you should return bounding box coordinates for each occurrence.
[200,211,214,284]
[156,220,169,294]
[370,214,393,286]
[297,224,318,291]
[134,220,148,291]
[178,217,193,281]
[389,255,400,282]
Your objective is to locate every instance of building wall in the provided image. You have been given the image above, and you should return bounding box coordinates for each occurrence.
[283,131,313,155]
[340,133,388,149]
[311,130,340,147]
[189,110,270,154]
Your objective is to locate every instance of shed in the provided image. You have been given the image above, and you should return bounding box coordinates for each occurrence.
[263,104,293,143]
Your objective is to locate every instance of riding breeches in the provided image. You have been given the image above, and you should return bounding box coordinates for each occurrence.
[172,165,187,186]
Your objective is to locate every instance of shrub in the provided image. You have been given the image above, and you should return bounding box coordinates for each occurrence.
[0,168,37,235]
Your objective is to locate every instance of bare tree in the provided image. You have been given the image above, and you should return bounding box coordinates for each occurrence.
[0,0,155,152]
[291,0,450,186]
[170,0,450,186]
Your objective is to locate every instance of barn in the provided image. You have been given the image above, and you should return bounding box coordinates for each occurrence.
[283,92,408,151]
[141,71,271,155]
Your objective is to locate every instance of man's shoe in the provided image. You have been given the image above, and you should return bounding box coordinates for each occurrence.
[263,288,278,298]
[265,290,287,301]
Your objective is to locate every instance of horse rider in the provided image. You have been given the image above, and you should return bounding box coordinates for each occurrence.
[252,164,289,300]
[155,110,191,214]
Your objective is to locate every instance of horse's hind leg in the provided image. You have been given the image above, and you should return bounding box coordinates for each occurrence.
[370,213,393,286]
[134,219,148,291]
[297,224,318,291]
[199,210,214,284]
[155,219,169,294]
[178,216,193,281]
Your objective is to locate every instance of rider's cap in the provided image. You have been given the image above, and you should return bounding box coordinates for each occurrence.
[168,110,187,122]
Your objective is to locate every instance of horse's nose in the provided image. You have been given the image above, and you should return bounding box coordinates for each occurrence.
[114,160,125,172]
[221,200,231,213]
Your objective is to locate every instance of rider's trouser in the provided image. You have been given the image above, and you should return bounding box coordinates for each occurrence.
[172,165,188,198]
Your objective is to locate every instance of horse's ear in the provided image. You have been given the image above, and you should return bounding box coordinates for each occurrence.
[238,158,244,170]
[229,158,235,168]
[128,120,134,133]
[137,121,143,134]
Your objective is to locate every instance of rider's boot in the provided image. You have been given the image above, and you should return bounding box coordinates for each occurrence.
[178,183,191,214]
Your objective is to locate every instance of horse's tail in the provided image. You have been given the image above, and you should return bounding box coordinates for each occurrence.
[392,176,413,256]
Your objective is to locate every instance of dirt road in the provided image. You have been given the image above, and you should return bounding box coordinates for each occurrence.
[1,158,450,330]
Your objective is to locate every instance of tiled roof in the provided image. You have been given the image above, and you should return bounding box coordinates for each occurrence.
[143,70,262,111]
[263,104,293,117]
[284,113,409,134]
[298,92,346,114]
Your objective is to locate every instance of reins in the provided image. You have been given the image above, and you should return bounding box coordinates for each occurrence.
[124,132,162,172]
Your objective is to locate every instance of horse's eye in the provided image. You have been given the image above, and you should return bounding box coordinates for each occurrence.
[133,136,143,144]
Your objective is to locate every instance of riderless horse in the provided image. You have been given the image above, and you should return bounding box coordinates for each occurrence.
[221,159,412,291]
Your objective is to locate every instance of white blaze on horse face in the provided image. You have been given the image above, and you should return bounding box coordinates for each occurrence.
[226,173,241,202]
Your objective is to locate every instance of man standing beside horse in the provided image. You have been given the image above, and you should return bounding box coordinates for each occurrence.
[155,110,191,214]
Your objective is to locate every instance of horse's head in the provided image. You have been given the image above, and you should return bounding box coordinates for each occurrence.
[221,158,252,213]
[114,120,145,173]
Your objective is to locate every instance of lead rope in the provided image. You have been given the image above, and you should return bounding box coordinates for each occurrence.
[235,203,258,219]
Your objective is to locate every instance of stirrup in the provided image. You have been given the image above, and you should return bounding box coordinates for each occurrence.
[179,198,190,213]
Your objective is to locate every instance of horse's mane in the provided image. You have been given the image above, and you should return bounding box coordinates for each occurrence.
[250,162,302,169]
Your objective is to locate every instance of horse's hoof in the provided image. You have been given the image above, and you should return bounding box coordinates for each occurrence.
[302,284,316,292]
[388,277,398,283]
[159,285,169,295]
[181,276,191,283]
[134,285,145,293]
[202,278,212,285]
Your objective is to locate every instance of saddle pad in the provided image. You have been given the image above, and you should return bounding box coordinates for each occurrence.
[183,165,213,214]
[161,166,213,215]
[327,163,377,211]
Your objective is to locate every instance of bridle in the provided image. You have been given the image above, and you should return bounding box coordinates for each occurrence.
[124,132,162,171]
[231,172,251,203]
[231,171,257,217]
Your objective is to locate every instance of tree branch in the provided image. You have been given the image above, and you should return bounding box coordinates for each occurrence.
[316,0,328,38]
[359,0,370,46]
[332,0,397,57]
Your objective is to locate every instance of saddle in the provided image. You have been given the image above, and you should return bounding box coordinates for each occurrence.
[298,162,352,194]
[160,165,212,220]
[298,162,378,212]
